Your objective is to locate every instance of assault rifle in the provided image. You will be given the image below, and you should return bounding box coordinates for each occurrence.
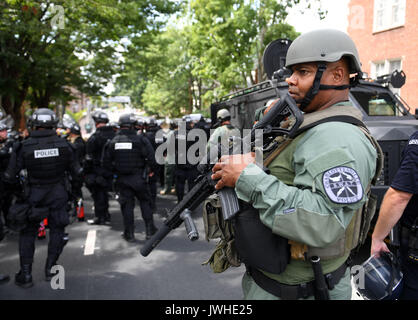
[140,93,303,257]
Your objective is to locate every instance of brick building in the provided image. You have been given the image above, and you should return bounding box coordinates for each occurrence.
[347,0,418,111]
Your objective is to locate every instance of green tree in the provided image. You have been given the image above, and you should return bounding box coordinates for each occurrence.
[0,0,178,128]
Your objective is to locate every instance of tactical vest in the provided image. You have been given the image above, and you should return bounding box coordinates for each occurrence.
[22,132,72,184]
[111,132,147,175]
[88,126,115,167]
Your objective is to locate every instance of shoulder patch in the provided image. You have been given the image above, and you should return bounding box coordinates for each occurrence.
[322,166,363,204]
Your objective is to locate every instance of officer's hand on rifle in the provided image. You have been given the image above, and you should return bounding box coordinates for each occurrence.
[211,153,255,190]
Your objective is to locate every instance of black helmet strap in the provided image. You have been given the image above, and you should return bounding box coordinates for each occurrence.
[299,63,327,110]
[299,62,353,111]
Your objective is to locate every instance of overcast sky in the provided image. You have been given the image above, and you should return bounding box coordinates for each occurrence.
[286,0,350,33]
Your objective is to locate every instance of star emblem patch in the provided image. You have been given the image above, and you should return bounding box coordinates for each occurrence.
[322,166,363,204]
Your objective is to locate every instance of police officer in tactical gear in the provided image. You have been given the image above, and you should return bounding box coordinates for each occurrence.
[4,108,82,288]
[143,117,160,212]
[103,113,158,242]
[371,130,418,300]
[0,115,11,284]
[85,111,115,225]
[174,116,200,202]
[68,122,86,221]
[0,120,12,239]
[211,29,380,300]
[207,108,240,154]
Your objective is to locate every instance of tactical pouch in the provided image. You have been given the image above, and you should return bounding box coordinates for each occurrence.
[202,194,241,273]
[28,207,49,223]
[202,194,223,241]
[358,192,377,246]
[7,202,30,232]
[233,201,290,274]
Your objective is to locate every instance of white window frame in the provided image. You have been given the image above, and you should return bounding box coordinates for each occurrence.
[371,58,403,95]
[373,0,406,33]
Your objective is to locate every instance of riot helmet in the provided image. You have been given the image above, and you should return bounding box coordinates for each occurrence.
[92,111,109,124]
[118,113,136,128]
[285,29,362,110]
[354,251,403,300]
[31,108,59,129]
[69,123,81,135]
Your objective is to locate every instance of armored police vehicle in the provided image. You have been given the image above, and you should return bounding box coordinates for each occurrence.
[210,39,418,210]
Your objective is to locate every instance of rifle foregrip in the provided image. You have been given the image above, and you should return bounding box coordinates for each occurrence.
[218,187,240,220]
[140,224,171,257]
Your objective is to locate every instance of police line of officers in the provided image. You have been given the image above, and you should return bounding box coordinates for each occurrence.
[0,106,236,289]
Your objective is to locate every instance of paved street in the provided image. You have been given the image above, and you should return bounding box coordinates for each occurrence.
[0,187,244,300]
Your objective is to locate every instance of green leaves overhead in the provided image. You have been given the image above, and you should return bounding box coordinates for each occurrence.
[118,0,325,117]
[0,0,179,126]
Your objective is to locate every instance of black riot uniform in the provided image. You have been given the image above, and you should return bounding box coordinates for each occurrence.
[84,111,115,225]
[0,119,10,284]
[4,108,81,288]
[68,123,86,221]
[0,122,15,239]
[103,113,158,241]
[143,118,160,212]
[174,117,200,202]
[390,130,418,299]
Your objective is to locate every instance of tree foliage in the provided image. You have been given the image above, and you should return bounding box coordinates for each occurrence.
[116,0,326,117]
[0,0,178,128]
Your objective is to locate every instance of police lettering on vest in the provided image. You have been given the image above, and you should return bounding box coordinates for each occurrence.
[34,148,59,158]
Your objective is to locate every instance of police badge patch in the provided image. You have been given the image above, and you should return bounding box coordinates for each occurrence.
[322,166,363,204]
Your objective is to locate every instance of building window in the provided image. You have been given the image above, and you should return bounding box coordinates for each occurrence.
[373,0,406,32]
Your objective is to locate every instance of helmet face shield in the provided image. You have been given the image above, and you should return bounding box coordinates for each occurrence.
[32,108,59,128]
[355,252,403,300]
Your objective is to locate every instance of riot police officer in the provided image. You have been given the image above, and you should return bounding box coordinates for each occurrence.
[68,122,86,221]
[84,111,115,225]
[0,120,12,239]
[103,113,158,242]
[0,113,10,284]
[174,116,200,202]
[4,108,81,288]
[207,108,240,155]
[371,130,418,299]
[143,118,160,212]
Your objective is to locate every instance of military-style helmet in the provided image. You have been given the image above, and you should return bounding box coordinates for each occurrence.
[354,252,403,300]
[31,108,59,128]
[216,109,231,121]
[285,29,362,110]
[285,29,362,74]
[118,113,136,127]
[92,111,109,124]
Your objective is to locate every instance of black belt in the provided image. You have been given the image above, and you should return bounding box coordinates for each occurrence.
[247,260,349,300]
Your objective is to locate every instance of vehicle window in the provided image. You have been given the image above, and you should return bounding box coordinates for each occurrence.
[351,91,397,116]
